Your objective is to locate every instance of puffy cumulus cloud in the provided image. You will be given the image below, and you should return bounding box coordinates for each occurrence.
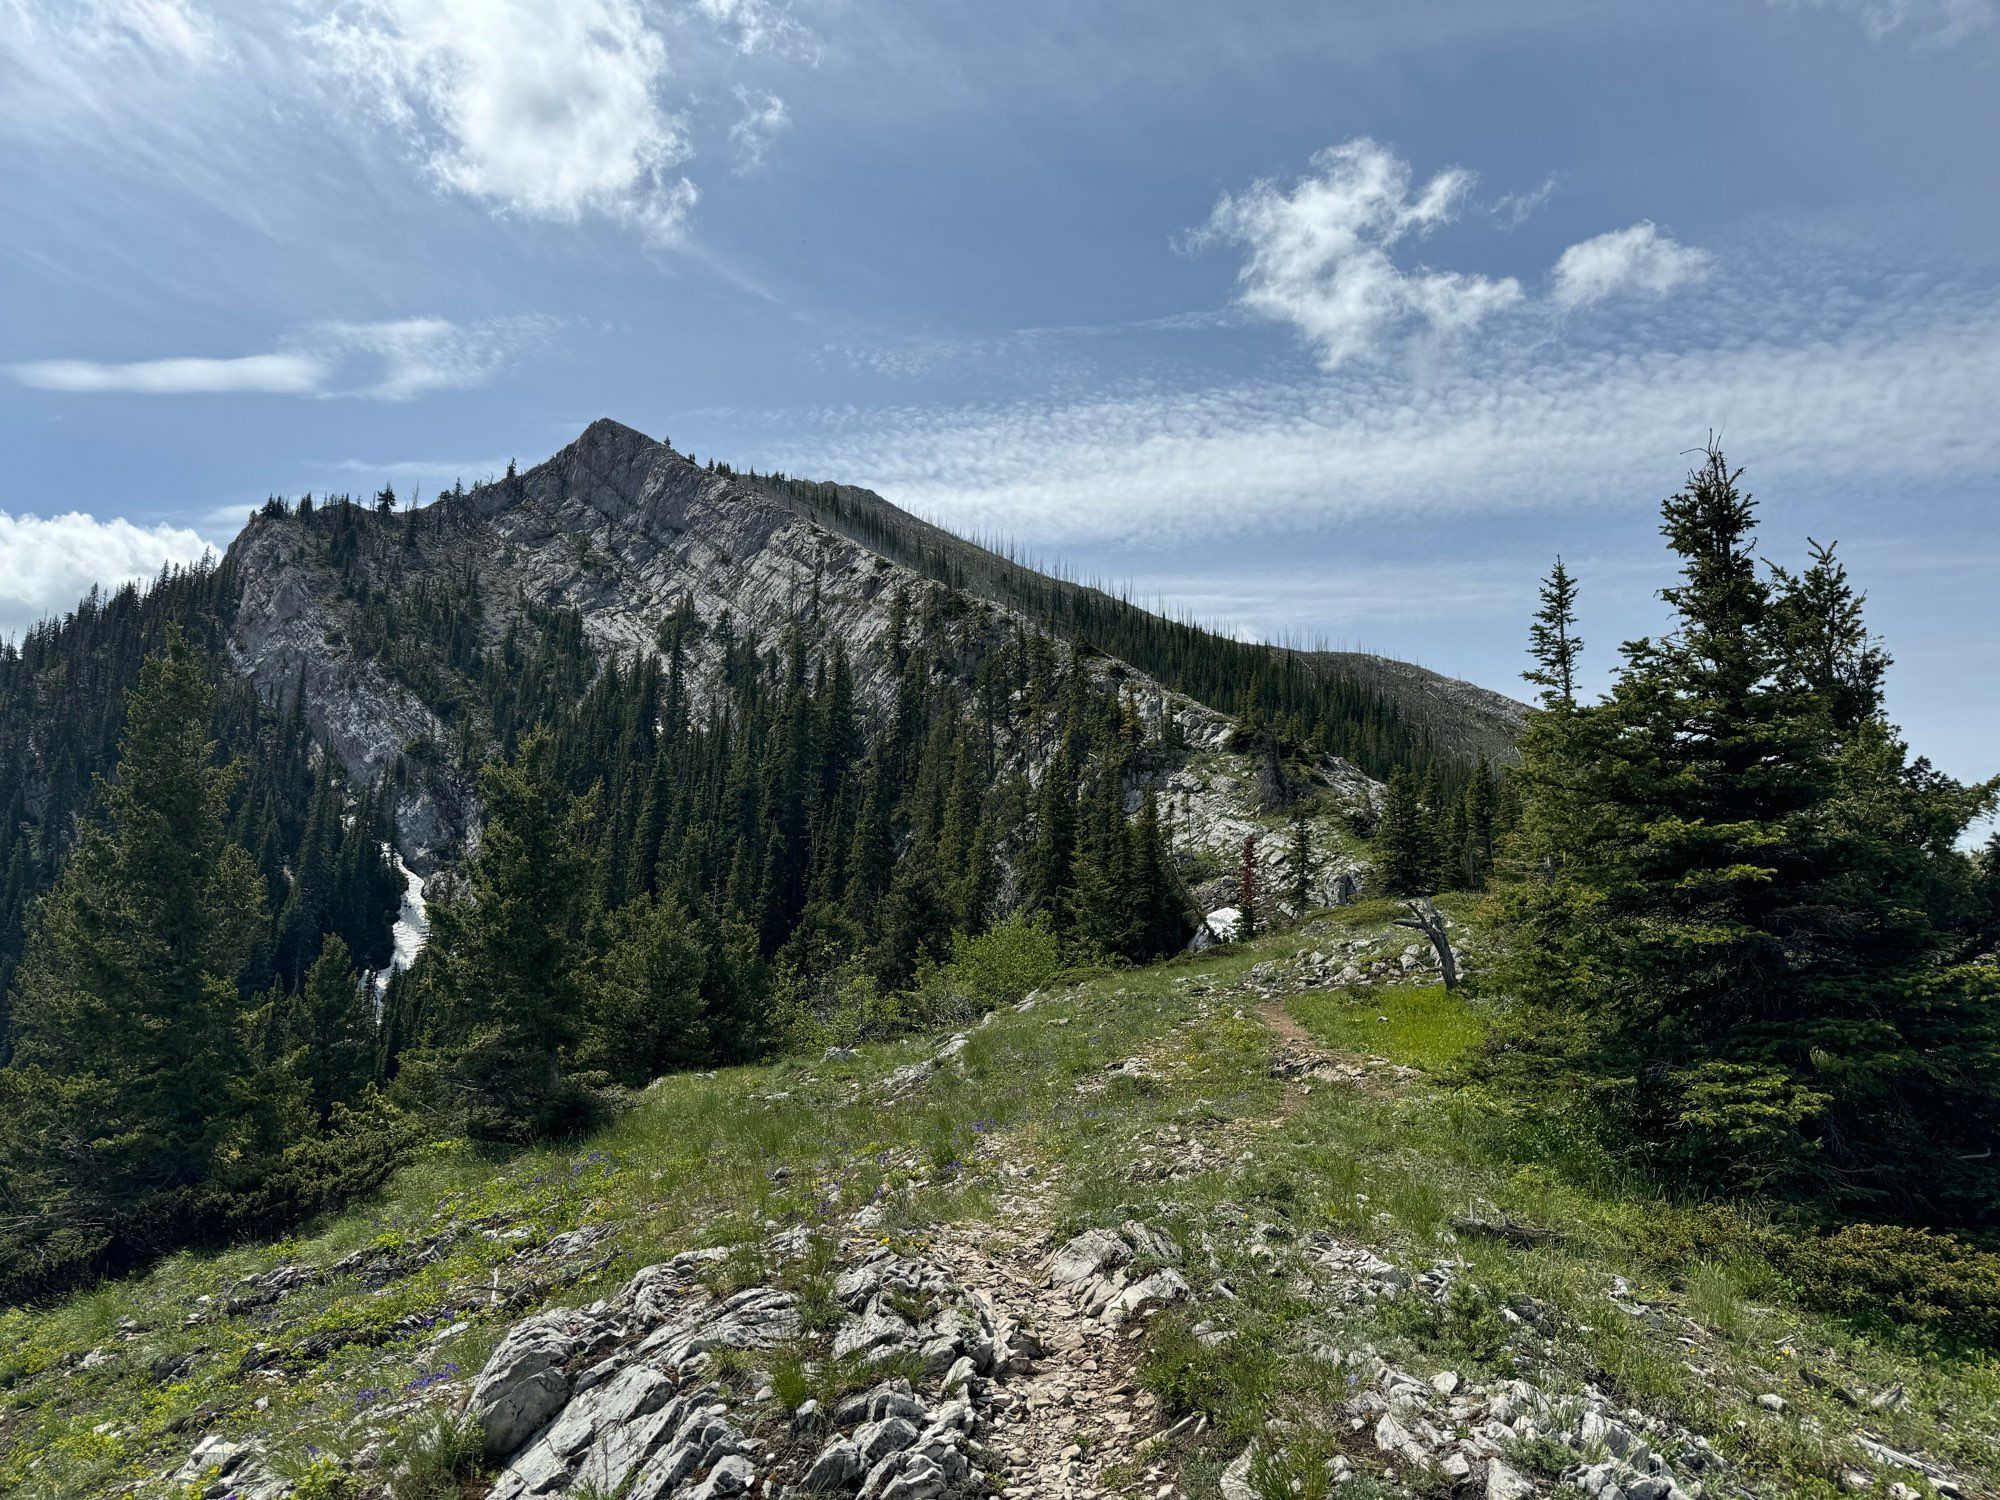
[1552,221,1712,308]
[308,0,698,240]
[0,511,219,641]
[1772,0,1996,47]
[1187,137,1523,369]
[728,87,789,173]
[771,290,2000,547]
[8,315,551,400]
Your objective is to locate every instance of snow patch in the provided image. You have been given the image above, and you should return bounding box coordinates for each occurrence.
[371,846,430,995]
[1199,907,1242,947]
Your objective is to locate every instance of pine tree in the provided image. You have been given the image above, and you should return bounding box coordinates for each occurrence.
[1234,834,1261,941]
[1524,557,1583,707]
[1126,791,1188,958]
[1374,769,1437,896]
[414,729,596,1141]
[286,934,375,1126]
[1461,761,1497,888]
[1284,805,1316,914]
[0,630,272,1287]
[579,896,708,1087]
[1493,450,2000,1219]
[1970,832,2000,958]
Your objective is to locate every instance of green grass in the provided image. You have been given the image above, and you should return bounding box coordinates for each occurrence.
[1288,982,1487,1072]
[1,922,1994,1500]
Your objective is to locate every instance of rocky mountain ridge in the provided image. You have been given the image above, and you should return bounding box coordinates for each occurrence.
[222,417,1492,906]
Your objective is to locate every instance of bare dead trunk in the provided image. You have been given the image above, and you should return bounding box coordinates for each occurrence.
[1394,896,1459,990]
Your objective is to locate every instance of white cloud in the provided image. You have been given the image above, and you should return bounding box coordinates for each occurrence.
[10,353,326,395]
[308,0,698,241]
[313,315,546,399]
[770,287,2000,547]
[1492,176,1557,229]
[1552,221,1712,308]
[1186,137,1523,369]
[1772,0,1996,47]
[728,87,789,172]
[104,0,219,60]
[694,0,795,54]
[1,0,220,68]
[0,510,220,641]
[6,316,547,400]
[0,0,225,138]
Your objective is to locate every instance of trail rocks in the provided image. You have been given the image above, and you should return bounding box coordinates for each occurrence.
[1249,1345,1726,1500]
[462,1228,1046,1500]
[1046,1224,1190,1324]
[167,1434,287,1500]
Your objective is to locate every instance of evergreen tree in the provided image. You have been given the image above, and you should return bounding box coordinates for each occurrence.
[0,631,272,1287]
[1524,557,1582,706]
[579,896,707,1087]
[1125,791,1188,957]
[1374,769,1438,896]
[286,934,375,1126]
[412,729,596,1141]
[1461,761,1497,888]
[1969,832,2000,958]
[1234,835,1261,941]
[1493,450,2000,1221]
[1285,805,1316,913]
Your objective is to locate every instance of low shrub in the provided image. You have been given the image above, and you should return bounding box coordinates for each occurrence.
[1770,1222,2000,1350]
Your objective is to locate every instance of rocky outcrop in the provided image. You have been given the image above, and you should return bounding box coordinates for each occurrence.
[458,1231,1028,1500]
[222,418,1390,901]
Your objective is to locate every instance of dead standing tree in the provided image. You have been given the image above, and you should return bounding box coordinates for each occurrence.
[1394,896,1459,990]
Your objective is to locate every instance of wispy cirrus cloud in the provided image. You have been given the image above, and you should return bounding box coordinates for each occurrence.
[769,275,2000,546]
[7,315,552,400]
[1771,0,1996,48]
[0,509,221,641]
[728,87,790,173]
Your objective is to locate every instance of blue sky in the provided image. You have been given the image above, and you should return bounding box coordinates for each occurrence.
[3,0,1997,800]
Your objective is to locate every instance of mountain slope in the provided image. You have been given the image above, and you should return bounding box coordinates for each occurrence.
[738,461,1525,766]
[223,417,1515,873]
[5,906,1987,1500]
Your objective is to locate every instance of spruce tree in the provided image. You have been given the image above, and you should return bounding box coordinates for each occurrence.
[1494,451,2000,1219]
[0,630,271,1284]
[1126,791,1188,958]
[1234,835,1261,941]
[1374,769,1437,896]
[579,896,707,1087]
[287,934,375,1125]
[415,729,595,1141]
[1285,805,1316,914]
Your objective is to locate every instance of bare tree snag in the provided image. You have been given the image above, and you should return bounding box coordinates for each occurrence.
[1394,897,1459,990]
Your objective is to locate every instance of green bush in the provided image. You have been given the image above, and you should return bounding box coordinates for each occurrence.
[940,915,1062,1008]
[1771,1223,2000,1349]
[1140,1311,1283,1440]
